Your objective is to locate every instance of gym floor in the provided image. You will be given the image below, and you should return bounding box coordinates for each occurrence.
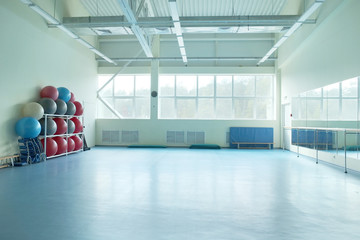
[1,147,360,240]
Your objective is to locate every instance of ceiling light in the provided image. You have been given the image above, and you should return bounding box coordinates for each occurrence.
[257,0,325,65]
[168,0,180,21]
[20,0,116,65]
[177,36,184,47]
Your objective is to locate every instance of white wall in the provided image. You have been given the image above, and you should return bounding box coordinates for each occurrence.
[279,0,360,101]
[0,1,98,158]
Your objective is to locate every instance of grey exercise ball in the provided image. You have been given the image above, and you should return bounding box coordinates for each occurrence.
[38,98,57,114]
[66,101,76,115]
[55,99,67,115]
[67,119,75,134]
[39,118,57,135]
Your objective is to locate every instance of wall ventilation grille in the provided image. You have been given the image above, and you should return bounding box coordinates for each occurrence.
[122,131,139,143]
[102,130,138,144]
[187,131,205,144]
[167,131,185,144]
[102,130,120,144]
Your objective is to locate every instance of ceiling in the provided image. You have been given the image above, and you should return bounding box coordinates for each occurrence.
[46,0,320,67]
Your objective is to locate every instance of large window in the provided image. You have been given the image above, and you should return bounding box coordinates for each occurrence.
[97,75,151,119]
[158,74,275,120]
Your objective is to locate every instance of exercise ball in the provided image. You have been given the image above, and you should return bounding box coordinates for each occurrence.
[70,117,83,133]
[41,138,58,157]
[53,118,67,134]
[40,86,58,100]
[65,101,76,115]
[67,119,75,134]
[57,87,71,103]
[73,101,84,116]
[39,118,57,135]
[15,117,41,138]
[38,98,57,114]
[67,137,75,152]
[55,99,67,115]
[71,135,83,151]
[69,92,75,103]
[22,102,44,120]
[53,137,67,155]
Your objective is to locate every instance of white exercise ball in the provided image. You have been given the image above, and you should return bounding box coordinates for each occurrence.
[22,102,44,120]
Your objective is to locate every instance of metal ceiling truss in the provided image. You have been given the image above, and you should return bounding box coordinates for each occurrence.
[59,15,314,29]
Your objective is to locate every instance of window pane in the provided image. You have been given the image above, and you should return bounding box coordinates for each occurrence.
[114,76,134,96]
[234,99,254,119]
[135,98,150,119]
[342,99,357,120]
[233,76,255,97]
[97,98,115,118]
[256,98,273,120]
[256,76,273,97]
[324,99,339,120]
[135,76,150,96]
[159,98,175,119]
[216,76,232,97]
[342,78,357,97]
[306,88,321,97]
[176,76,197,96]
[300,98,307,119]
[216,98,232,119]
[98,75,112,97]
[324,83,339,97]
[291,97,300,120]
[114,98,134,118]
[198,98,215,119]
[306,99,321,120]
[159,75,175,96]
[177,99,196,119]
[198,76,214,97]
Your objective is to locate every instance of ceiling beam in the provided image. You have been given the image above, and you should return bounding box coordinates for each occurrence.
[60,15,315,29]
[96,57,277,62]
[116,0,153,57]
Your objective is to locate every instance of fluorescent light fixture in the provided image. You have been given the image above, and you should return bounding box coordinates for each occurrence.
[75,38,94,49]
[168,0,180,21]
[298,1,324,22]
[20,0,33,4]
[57,25,78,39]
[180,47,186,56]
[182,55,188,63]
[284,22,302,37]
[258,0,325,65]
[28,5,60,24]
[273,36,288,48]
[177,36,184,47]
[20,0,116,65]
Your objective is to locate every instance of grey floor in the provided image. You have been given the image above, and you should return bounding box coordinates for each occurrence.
[1,147,360,240]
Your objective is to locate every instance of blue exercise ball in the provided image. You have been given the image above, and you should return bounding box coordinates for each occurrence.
[65,101,76,115]
[57,87,71,103]
[15,117,41,138]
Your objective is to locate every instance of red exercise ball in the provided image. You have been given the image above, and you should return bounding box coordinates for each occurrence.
[69,92,75,103]
[71,135,83,151]
[73,101,84,116]
[67,137,75,152]
[40,86,59,100]
[53,118,67,135]
[70,117,83,133]
[41,138,58,157]
[53,137,67,155]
